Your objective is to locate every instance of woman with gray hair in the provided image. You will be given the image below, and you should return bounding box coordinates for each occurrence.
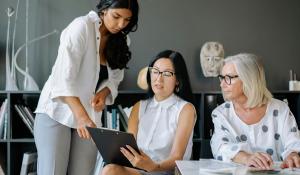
[210,53,300,170]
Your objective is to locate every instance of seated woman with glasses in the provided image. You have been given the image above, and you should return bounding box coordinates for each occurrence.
[101,50,196,175]
[211,53,300,170]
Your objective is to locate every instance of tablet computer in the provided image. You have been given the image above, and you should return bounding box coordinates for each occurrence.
[86,127,140,168]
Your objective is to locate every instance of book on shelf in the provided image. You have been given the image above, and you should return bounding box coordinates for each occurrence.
[2,114,8,140]
[102,105,132,131]
[14,105,34,135]
[105,109,119,130]
[23,106,35,124]
[0,161,4,175]
[116,105,129,131]
[0,138,5,174]
[102,107,108,128]
[20,152,37,175]
[0,99,8,139]
[111,108,119,130]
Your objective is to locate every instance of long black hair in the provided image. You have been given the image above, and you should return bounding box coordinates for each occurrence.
[96,0,139,69]
[146,50,194,104]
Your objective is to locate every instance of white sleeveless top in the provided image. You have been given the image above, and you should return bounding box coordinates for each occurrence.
[136,94,193,162]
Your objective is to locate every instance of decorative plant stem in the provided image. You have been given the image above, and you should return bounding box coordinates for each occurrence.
[13,30,58,91]
[5,7,18,90]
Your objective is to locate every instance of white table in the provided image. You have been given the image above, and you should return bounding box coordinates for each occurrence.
[175,159,300,175]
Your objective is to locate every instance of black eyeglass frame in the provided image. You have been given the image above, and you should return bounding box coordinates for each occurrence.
[218,74,239,85]
[148,67,176,78]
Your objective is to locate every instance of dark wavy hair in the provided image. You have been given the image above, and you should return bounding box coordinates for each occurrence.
[146,50,194,104]
[96,0,139,69]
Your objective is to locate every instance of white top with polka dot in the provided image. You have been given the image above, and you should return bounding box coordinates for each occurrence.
[211,98,300,162]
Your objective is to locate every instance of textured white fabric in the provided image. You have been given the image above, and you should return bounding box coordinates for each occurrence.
[35,11,124,128]
[137,94,194,162]
[211,98,300,162]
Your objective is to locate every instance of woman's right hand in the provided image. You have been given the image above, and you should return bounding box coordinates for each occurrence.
[59,96,97,139]
[76,115,96,139]
[245,152,273,170]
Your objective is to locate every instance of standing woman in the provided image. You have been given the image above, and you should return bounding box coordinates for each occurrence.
[34,0,139,174]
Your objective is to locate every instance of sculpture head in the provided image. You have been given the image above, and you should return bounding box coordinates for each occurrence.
[137,66,148,90]
[200,41,224,77]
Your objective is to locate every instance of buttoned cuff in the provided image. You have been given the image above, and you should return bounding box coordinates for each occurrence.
[105,82,117,105]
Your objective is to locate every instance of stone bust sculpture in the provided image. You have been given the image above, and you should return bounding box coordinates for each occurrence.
[200,42,225,77]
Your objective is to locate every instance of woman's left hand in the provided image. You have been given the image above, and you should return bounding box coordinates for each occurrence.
[91,88,110,112]
[120,145,158,172]
[281,152,300,169]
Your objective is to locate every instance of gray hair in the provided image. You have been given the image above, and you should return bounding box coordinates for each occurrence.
[224,53,272,108]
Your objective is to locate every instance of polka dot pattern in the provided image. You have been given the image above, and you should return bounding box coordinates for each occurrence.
[274,133,280,140]
[266,148,273,155]
[262,125,268,132]
[273,109,278,117]
[291,127,297,132]
[236,136,241,142]
[240,134,247,142]
[222,137,229,142]
[225,103,230,108]
[221,125,229,132]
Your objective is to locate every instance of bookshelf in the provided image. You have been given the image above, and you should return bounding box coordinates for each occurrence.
[0,90,299,174]
[0,91,39,175]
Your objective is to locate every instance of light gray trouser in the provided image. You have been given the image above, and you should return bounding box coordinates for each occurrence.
[34,113,97,175]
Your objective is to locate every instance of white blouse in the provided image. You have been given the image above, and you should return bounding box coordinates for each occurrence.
[136,94,194,162]
[35,11,124,128]
[211,98,300,162]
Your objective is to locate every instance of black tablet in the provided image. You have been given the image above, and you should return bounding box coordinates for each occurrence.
[86,127,140,168]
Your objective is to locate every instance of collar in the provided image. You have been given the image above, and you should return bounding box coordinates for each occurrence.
[151,93,178,109]
[88,10,102,26]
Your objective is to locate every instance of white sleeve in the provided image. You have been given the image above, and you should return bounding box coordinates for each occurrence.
[101,68,124,105]
[281,106,300,159]
[211,108,252,162]
[50,18,87,100]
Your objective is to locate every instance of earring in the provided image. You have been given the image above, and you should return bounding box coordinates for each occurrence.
[175,85,180,92]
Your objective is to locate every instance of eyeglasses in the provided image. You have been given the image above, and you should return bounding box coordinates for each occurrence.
[218,75,239,85]
[148,67,175,79]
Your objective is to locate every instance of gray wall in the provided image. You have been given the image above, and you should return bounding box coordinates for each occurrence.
[1,0,300,92]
